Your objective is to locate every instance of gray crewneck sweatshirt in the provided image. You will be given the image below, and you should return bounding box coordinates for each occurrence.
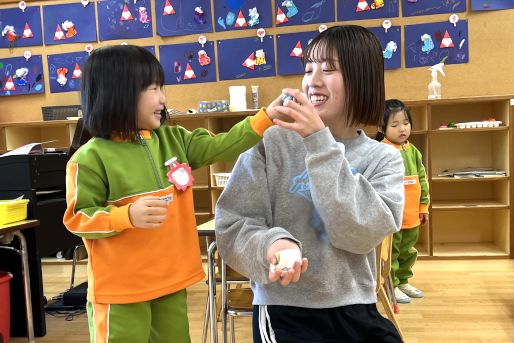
[215,126,404,308]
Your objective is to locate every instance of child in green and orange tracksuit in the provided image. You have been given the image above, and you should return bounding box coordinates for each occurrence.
[377,99,430,304]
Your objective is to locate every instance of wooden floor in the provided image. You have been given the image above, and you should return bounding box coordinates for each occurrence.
[10,258,514,343]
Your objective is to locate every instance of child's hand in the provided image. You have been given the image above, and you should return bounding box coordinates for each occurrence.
[420,213,429,225]
[267,88,325,138]
[267,239,308,286]
[128,196,168,229]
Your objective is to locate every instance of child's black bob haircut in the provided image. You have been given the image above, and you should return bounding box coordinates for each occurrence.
[302,25,385,127]
[376,99,413,141]
[81,45,167,139]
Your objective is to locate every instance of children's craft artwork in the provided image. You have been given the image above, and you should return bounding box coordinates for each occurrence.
[276,31,319,75]
[368,26,401,69]
[218,35,275,80]
[0,6,43,49]
[0,55,44,97]
[471,0,514,11]
[214,0,272,32]
[159,41,216,85]
[156,0,213,37]
[338,0,399,21]
[402,0,466,17]
[98,0,153,41]
[405,20,468,68]
[47,51,88,94]
[275,0,335,27]
[42,3,96,45]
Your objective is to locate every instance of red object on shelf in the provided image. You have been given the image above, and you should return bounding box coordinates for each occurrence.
[0,271,13,343]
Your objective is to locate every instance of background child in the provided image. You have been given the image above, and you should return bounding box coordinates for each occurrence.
[215,25,405,342]
[376,99,430,304]
[63,45,280,343]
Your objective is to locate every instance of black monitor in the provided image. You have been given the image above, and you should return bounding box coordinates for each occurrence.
[68,118,92,156]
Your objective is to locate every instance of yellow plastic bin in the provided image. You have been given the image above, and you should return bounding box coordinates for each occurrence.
[0,199,29,226]
[0,271,13,343]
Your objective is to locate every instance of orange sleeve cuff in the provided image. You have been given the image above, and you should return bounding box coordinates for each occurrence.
[419,203,429,214]
[110,204,135,231]
[249,108,274,136]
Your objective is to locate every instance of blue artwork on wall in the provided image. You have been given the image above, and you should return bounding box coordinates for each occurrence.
[98,0,153,41]
[276,31,318,76]
[338,0,399,21]
[42,3,97,45]
[156,0,212,37]
[471,0,514,11]
[0,55,44,97]
[143,45,156,55]
[368,26,401,69]
[159,41,216,85]
[218,35,275,80]
[405,20,468,68]
[0,6,43,49]
[275,0,335,27]
[402,0,466,17]
[47,51,88,94]
[214,0,272,32]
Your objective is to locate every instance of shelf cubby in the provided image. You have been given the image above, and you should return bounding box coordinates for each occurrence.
[431,209,510,257]
[430,98,510,131]
[430,129,509,177]
[430,178,509,210]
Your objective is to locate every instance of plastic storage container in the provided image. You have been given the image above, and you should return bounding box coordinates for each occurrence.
[0,272,13,343]
[0,199,29,226]
[213,173,231,187]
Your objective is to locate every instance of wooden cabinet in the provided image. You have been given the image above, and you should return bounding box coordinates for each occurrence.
[424,96,513,258]
[0,120,78,154]
[364,96,512,258]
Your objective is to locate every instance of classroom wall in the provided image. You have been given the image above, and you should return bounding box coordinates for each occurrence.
[1,0,513,123]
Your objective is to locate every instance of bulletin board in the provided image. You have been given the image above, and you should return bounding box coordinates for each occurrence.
[0,0,514,123]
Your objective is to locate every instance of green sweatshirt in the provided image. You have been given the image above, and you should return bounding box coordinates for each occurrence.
[382,138,429,229]
[63,109,272,304]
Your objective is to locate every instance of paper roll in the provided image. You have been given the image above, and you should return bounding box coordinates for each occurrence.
[229,86,247,111]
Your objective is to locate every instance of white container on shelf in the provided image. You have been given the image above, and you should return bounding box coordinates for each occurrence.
[213,173,231,187]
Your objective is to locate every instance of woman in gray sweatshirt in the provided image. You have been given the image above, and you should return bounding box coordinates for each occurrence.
[215,25,405,343]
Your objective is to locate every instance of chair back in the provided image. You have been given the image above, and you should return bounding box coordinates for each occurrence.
[375,234,393,293]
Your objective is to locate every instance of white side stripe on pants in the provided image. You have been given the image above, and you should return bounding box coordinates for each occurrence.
[258,305,278,343]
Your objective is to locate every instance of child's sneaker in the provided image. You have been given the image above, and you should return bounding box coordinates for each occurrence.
[398,283,424,298]
[394,287,411,304]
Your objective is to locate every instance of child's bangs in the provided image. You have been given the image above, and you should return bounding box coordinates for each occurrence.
[138,53,165,89]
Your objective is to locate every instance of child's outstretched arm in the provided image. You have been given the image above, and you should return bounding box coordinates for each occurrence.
[177,108,272,169]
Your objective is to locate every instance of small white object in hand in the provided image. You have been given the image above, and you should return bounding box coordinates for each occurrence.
[270,248,301,273]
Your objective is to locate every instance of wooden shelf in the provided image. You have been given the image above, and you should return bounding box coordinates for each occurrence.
[0,119,78,152]
[2,97,511,260]
[431,176,509,182]
[193,185,209,190]
[431,126,508,134]
[194,210,211,216]
[432,243,509,257]
[431,200,509,210]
